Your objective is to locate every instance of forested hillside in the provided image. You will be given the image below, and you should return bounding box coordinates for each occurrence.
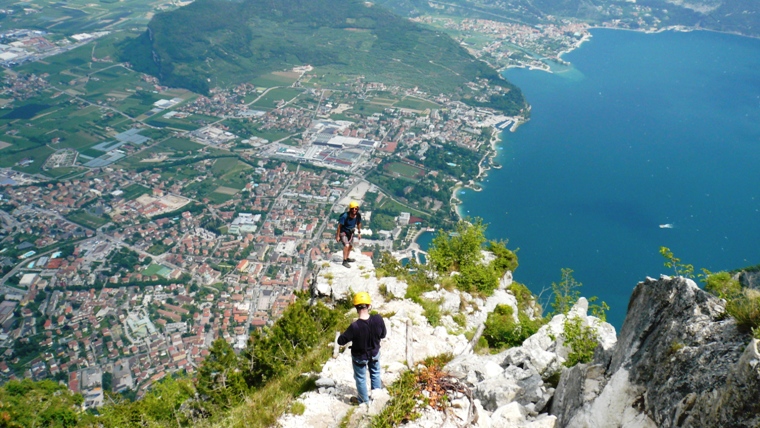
[120,0,525,114]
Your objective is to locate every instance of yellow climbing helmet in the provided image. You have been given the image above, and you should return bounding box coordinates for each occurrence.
[349,201,360,209]
[353,291,371,306]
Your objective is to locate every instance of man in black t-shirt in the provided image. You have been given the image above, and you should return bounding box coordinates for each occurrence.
[338,291,386,404]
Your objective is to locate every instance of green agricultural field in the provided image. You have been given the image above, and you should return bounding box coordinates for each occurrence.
[121,183,150,200]
[0,146,55,174]
[79,148,105,159]
[44,167,83,179]
[159,138,203,151]
[250,88,303,109]
[185,177,220,199]
[0,99,108,153]
[18,46,109,80]
[369,97,396,106]
[206,191,235,204]
[247,128,291,142]
[352,101,387,117]
[329,113,354,121]
[385,162,425,179]
[2,1,168,33]
[250,72,300,88]
[145,115,202,131]
[394,96,439,111]
[80,66,147,104]
[159,165,205,182]
[307,69,353,86]
[147,243,172,256]
[211,157,241,175]
[212,158,252,190]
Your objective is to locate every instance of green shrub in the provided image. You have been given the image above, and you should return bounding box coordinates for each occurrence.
[703,271,760,334]
[726,296,760,333]
[483,304,545,350]
[428,219,487,274]
[487,240,518,274]
[452,313,467,328]
[659,246,695,278]
[704,271,742,299]
[241,297,341,387]
[455,263,499,295]
[419,298,443,327]
[550,268,582,315]
[371,354,453,428]
[562,316,599,367]
[508,282,537,312]
[371,369,419,428]
[376,252,405,278]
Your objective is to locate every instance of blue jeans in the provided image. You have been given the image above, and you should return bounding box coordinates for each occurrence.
[352,351,381,403]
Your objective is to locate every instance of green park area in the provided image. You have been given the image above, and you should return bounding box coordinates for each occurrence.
[143,263,172,278]
[385,161,425,180]
[65,209,110,229]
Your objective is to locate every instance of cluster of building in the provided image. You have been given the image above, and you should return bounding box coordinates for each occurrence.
[0,29,108,67]
[412,16,590,71]
[0,39,532,404]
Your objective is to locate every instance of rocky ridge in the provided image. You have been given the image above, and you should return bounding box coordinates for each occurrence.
[279,252,614,428]
[278,255,759,428]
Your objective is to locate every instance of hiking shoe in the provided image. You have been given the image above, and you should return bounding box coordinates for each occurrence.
[349,396,360,405]
[346,258,356,263]
[342,260,351,268]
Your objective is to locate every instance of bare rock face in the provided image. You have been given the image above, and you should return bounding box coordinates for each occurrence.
[551,276,760,428]
[737,270,760,290]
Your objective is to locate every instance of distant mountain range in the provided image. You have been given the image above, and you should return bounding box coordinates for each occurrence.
[376,0,760,36]
[120,0,525,114]
[122,0,757,104]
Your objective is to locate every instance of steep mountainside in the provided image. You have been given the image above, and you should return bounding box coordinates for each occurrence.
[120,0,524,113]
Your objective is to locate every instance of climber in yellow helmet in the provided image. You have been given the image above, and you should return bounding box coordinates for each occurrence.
[336,201,362,268]
[338,292,387,405]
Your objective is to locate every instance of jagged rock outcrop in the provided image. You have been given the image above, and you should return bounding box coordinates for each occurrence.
[440,298,615,428]
[551,276,760,428]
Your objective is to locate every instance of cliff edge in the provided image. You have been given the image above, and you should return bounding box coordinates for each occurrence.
[551,276,760,428]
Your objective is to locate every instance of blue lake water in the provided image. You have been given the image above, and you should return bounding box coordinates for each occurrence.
[428,29,760,329]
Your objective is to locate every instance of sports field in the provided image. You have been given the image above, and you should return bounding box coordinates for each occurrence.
[385,162,425,179]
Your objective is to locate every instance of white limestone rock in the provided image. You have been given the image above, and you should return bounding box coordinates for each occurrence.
[421,288,461,314]
[466,288,520,329]
[379,276,408,299]
[526,414,558,428]
[490,402,528,425]
[313,252,380,303]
